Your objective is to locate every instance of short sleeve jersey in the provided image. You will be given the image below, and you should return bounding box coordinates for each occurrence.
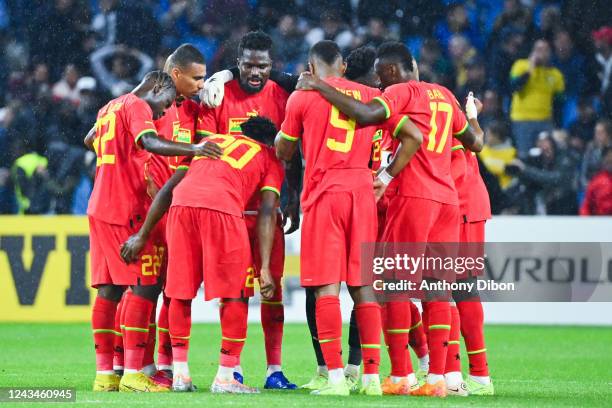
[451,140,491,222]
[279,76,381,210]
[377,80,469,205]
[171,134,284,217]
[87,93,157,225]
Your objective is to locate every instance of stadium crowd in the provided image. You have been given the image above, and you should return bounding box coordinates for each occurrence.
[0,0,610,215]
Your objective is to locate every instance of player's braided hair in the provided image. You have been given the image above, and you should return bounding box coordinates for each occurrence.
[309,40,342,66]
[345,46,376,80]
[376,41,414,72]
[239,31,273,54]
[240,116,277,146]
[142,70,175,94]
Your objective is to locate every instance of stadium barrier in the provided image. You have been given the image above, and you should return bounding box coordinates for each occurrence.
[1,216,611,324]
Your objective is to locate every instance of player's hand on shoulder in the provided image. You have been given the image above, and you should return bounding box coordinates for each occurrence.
[200,70,232,108]
[193,139,223,159]
[259,267,276,300]
[120,233,146,264]
[296,71,321,91]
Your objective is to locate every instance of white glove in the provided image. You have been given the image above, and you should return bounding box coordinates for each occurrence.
[465,91,478,120]
[200,70,233,108]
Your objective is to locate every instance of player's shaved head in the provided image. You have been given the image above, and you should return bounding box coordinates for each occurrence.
[345,46,379,88]
[308,41,345,78]
[375,41,417,89]
[165,44,205,71]
[240,116,277,146]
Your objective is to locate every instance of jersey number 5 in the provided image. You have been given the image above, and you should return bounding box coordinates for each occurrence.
[327,106,356,153]
[427,102,453,153]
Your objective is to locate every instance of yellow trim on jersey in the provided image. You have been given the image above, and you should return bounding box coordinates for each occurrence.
[197,129,214,135]
[451,144,465,151]
[454,122,469,136]
[134,129,157,146]
[260,186,281,196]
[373,96,391,119]
[279,131,299,142]
[176,165,190,171]
[392,115,409,138]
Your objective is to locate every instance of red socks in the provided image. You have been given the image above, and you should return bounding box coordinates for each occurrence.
[457,299,489,376]
[169,298,192,363]
[424,301,451,375]
[142,303,157,369]
[112,293,127,369]
[408,301,429,359]
[315,295,343,370]
[157,296,172,368]
[123,294,154,371]
[384,301,411,377]
[219,300,248,368]
[92,296,119,372]
[445,305,461,374]
[261,298,284,366]
[355,302,381,374]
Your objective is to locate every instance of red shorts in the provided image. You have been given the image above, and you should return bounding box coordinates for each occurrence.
[382,195,460,243]
[459,219,486,278]
[245,214,284,302]
[165,206,254,301]
[301,189,377,287]
[89,216,166,288]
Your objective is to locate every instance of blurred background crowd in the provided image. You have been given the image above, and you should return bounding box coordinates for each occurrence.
[0,0,610,216]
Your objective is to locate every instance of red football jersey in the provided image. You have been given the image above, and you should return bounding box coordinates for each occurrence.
[87,93,157,225]
[280,77,381,210]
[377,81,469,205]
[146,99,204,189]
[198,79,289,136]
[171,134,284,217]
[451,140,491,221]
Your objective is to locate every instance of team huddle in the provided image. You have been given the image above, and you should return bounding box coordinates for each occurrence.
[87,30,494,398]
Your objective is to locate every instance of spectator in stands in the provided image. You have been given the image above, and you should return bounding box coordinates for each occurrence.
[305,10,354,52]
[74,77,101,137]
[301,0,352,27]
[580,119,612,190]
[580,147,612,215]
[435,2,482,52]
[488,27,526,97]
[52,64,81,105]
[569,97,598,145]
[538,5,562,43]
[456,54,486,102]
[480,120,517,190]
[256,0,296,31]
[490,0,536,51]
[270,14,308,73]
[44,141,83,213]
[479,89,510,131]
[358,18,390,50]
[553,29,587,102]
[417,37,454,89]
[592,26,612,117]
[506,132,578,214]
[510,39,565,156]
[11,145,50,214]
[448,34,476,91]
[90,45,153,97]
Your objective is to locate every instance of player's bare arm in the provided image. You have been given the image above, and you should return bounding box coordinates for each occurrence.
[275,133,299,162]
[296,71,387,125]
[140,132,223,158]
[374,117,423,201]
[257,190,279,300]
[83,125,96,151]
[120,168,187,263]
[282,151,302,234]
[455,93,484,152]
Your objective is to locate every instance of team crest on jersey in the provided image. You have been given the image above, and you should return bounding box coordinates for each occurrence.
[229,111,259,133]
[172,121,191,143]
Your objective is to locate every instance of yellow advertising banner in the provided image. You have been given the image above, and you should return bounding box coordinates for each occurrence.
[0,216,94,322]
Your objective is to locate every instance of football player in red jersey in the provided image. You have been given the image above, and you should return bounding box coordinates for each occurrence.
[121,116,283,394]
[296,41,484,397]
[197,31,297,389]
[276,41,422,397]
[86,71,222,393]
[449,93,494,396]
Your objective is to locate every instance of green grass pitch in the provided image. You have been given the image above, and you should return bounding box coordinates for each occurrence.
[1,323,611,407]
